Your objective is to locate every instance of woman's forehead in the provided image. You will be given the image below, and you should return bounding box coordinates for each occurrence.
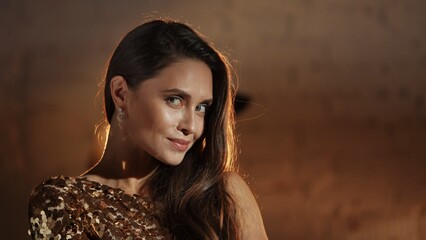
[138,59,213,98]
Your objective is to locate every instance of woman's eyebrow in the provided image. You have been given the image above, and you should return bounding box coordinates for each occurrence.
[163,88,213,104]
[162,88,189,97]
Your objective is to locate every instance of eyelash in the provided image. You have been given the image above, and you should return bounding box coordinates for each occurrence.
[166,96,210,113]
[166,96,183,107]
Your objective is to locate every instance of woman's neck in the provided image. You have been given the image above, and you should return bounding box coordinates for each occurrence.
[82,127,159,196]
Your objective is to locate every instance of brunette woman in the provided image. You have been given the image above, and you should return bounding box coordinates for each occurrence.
[28,19,268,240]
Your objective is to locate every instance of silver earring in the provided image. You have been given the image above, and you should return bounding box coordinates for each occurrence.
[117,107,126,121]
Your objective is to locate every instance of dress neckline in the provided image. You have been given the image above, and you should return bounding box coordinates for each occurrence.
[72,175,149,200]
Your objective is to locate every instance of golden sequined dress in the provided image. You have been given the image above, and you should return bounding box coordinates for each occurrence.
[28,176,168,240]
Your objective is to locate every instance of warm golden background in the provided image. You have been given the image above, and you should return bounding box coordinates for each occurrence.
[1,0,426,239]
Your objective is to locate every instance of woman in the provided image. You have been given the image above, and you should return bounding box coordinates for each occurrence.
[28,19,268,240]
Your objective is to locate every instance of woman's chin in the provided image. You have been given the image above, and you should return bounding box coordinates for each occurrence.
[157,155,185,166]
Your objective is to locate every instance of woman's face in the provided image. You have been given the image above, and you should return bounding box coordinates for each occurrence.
[124,58,213,166]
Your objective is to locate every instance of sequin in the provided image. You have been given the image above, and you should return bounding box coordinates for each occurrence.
[28,176,168,239]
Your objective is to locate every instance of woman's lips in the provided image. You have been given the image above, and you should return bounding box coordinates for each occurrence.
[167,138,191,152]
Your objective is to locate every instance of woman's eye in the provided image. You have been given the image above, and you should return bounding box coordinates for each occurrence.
[195,104,208,113]
[167,96,183,107]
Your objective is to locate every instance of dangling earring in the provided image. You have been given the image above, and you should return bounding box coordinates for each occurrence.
[117,107,126,122]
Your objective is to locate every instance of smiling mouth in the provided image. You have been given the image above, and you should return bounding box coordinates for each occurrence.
[167,138,191,152]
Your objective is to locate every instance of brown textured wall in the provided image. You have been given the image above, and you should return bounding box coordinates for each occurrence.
[1,0,425,239]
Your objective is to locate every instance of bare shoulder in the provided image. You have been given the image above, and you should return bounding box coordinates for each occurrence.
[225,172,258,206]
[225,172,269,240]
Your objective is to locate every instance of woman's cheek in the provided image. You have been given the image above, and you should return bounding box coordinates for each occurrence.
[159,107,180,128]
[195,117,205,139]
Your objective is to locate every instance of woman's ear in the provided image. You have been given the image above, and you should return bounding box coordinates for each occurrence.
[110,76,130,109]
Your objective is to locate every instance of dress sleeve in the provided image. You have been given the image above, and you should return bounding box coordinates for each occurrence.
[28,177,90,240]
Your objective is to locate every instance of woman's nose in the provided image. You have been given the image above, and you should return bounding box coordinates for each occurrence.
[177,109,196,136]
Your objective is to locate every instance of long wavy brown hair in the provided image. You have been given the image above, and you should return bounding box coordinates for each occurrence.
[103,19,240,239]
